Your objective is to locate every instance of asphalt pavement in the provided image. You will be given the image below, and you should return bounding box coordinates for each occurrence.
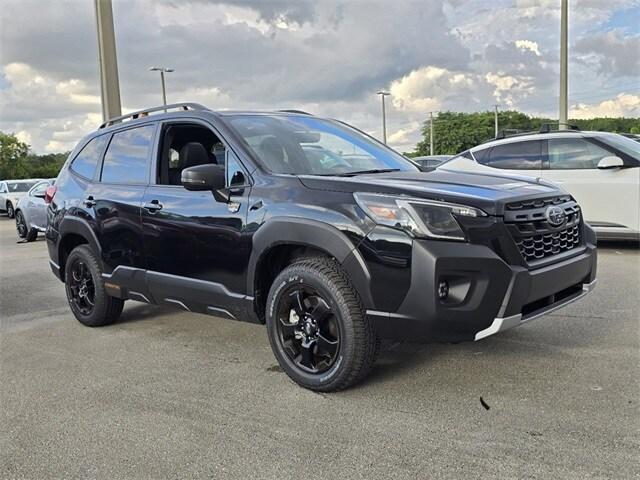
[1,214,638,479]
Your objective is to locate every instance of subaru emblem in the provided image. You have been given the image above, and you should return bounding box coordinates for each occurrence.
[545,206,566,227]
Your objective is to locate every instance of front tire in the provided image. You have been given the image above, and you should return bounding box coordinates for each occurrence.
[64,245,124,327]
[15,210,27,239]
[266,257,377,392]
[6,202,14,218]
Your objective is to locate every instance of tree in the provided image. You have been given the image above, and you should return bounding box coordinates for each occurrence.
[0,132,30,179]
[411,111,640,156]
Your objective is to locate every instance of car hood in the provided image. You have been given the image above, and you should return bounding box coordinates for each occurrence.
[297,169,564,216]
[7,192,28,203]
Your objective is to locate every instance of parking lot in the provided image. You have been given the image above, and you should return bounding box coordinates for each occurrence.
[0,215,638,479]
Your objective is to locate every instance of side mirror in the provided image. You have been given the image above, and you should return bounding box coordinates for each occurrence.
[181,164,229,202]
[597,156,624,169]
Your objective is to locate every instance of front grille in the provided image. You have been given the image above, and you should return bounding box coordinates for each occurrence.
[504,197,583,265]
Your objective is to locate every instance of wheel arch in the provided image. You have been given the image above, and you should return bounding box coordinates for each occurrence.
[57,217,102,279]
[248,217,373,322]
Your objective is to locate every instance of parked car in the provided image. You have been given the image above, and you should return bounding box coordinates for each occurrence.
[46,103,596,391]
[411,155,452,169]
[15,179,55,241]
[0,179,41,218]
[440,127,640,242]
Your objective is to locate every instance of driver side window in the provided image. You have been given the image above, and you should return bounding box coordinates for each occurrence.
[30,182,48,197]
[157,122,248,188]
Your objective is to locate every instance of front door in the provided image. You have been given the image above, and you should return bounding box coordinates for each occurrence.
[141,121,252,316]
[539,137,640,232]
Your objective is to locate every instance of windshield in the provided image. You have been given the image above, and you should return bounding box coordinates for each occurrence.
[227,115,418,175]
[595,133,640,159]
[7,181,37,192]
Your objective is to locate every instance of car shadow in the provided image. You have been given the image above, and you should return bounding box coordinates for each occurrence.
[114,302,182,325]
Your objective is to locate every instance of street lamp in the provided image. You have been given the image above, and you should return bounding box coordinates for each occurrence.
[377,91,390,144]
[149,66,174,106]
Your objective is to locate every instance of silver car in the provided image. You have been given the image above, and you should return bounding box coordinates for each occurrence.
[15,179,54,242]
[0,179,41,218]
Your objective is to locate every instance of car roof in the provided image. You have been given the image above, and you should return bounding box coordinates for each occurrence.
[470,130,619,151]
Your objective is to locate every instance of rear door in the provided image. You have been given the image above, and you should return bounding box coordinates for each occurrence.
[539,136,639,232]
[89,123,157,273]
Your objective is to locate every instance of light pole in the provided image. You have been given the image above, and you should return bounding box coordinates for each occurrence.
[377,91,390,144]
[95,0,121,122]
[559,0,568,130]
[493,104,500,137]
[429,112,435,155]
[150,66,174,106]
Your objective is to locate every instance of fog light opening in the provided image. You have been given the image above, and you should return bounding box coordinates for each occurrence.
[438,280,449,300]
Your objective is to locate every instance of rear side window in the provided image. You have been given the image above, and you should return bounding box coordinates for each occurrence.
[70,135,108,179]
[487,140,542,169]
[472,148,490,165]
[101,125,155,184]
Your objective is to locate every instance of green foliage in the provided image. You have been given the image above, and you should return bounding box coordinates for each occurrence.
[0,132,30,179]
[0,131,69,180]
[24,152,68,178]
[412,111,640,156]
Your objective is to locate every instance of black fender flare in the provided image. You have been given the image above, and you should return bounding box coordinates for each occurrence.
[247,217,373,308]
[58,216,102,262]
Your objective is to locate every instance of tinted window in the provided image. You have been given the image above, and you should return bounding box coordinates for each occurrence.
[101,125,155,184]
[71,135,108,179]
[488,141,542,169]
[547,138,612,169]
[472,148,491,165]
[7,181,38,192]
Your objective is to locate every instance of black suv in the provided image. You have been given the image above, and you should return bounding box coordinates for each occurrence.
[46,103,597,391]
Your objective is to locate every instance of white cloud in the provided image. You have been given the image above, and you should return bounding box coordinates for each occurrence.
[390,66,475,113]
[570,93,640,119]
[515,39,541,56]
[388,123,421,146]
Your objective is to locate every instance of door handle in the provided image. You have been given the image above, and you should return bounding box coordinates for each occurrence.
[143,200,163,212]
[83,196,96,208]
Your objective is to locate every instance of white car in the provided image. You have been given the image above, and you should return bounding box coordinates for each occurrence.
[15,179,55,242]
[0,179,42,218]
[439,129,640,241]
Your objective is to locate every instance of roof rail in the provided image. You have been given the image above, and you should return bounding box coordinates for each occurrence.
[278,109,313,115]
[495,128,525,140]
[99,103,209,129]
[539,122,580,133]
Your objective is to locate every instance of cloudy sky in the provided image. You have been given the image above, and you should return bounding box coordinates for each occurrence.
[1,0,639,153]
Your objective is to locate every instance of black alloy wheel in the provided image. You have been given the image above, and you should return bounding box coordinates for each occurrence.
[64,245,124,327]
[6,202,14,218]
[67,258,96,316]
[15,210,27,238]
[266,257,378,392]
[275,286,341,374]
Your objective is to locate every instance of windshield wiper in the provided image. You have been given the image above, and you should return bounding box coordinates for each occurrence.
[321,168,401,177]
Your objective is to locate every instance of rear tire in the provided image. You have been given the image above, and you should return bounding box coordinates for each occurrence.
[266,257,377,392]
[6,202,14,219]
[64,245,124,327]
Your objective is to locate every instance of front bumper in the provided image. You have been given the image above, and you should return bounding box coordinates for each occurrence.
[367,238,597,343]
[474,278,596,340]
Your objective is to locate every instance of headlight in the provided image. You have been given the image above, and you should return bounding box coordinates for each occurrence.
[354,192,486,241]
